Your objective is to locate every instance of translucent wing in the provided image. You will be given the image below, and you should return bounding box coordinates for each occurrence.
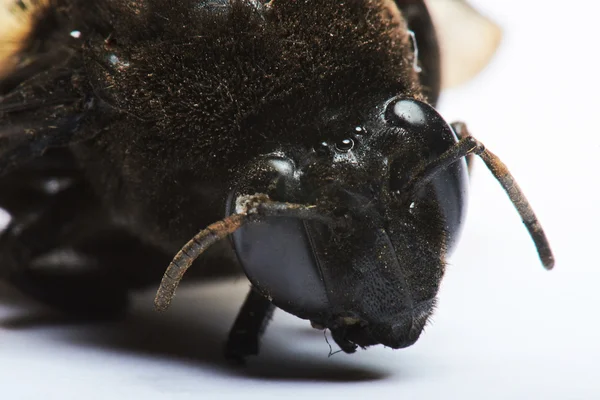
[426,0,502,88]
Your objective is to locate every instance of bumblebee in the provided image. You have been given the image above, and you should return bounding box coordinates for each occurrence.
[0,0,552,362]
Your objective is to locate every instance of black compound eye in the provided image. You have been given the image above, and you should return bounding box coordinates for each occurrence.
[335,138,354,152]
[384,97,428,128]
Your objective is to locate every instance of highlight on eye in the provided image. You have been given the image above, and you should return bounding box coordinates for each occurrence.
[154,193,343,312]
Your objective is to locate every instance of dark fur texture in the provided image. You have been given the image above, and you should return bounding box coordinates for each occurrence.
[2,0,422,249]
[0,0,454,352]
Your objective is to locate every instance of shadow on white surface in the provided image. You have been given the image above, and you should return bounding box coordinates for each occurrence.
[1,0,600,398]
[0,281,390,383]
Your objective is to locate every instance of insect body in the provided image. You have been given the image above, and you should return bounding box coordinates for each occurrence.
[0,0,553,361]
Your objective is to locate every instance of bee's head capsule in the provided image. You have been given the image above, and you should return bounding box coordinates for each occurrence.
[227,96,469,351]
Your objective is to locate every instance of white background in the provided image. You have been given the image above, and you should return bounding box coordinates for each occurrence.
[1,0,599,398]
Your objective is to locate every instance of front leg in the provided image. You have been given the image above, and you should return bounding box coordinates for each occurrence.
[0,179,128,317]
[224,287,275,363]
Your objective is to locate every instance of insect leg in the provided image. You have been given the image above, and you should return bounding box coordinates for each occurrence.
[0,161,135,317]
[0,116,82,176]
[224,288,275,363]
[0,199,123,316]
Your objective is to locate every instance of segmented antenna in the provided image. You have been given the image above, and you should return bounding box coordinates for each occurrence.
[400,126,554,270]
[154,194,337,312]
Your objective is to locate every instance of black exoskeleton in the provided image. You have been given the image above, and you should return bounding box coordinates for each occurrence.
[0,0,553,362]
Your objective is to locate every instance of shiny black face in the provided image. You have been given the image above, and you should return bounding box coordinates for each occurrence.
[229,97,468,352]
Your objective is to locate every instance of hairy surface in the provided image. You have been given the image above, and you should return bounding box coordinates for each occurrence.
[1,0,423,248]
[0,0,457,351]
